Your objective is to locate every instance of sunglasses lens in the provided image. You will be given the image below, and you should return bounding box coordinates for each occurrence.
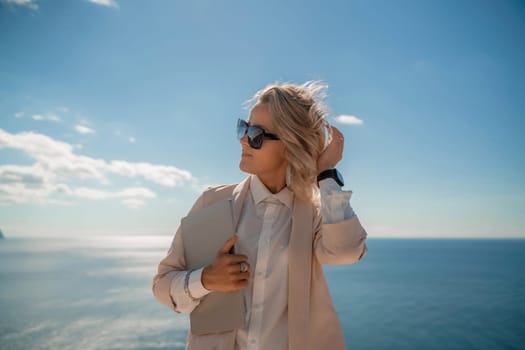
[247,126,264,149]
[236,119,266,149]
[237,119,248,140]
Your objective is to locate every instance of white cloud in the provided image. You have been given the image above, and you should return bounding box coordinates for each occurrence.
[334,114,364,125]
[75,125,95,134]
[1,129,75,160]
[128,136,136,143]
[0,128,197,207]
[0,165,49,197]
[0,129,107,182]
[121,198,145,209]
[32,114,61,122]
[0,0,38,10]
[0,169,155,206]
[108,160,193,187]
[86,0,118,8]
[65,186,155,200]
[14,112,24,118]
[0,168,71,205]
[0,164,48,183]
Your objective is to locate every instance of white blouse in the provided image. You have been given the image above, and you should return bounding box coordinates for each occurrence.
[171,174,355,350]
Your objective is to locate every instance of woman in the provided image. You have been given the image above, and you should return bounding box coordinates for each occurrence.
[152,80,369,350]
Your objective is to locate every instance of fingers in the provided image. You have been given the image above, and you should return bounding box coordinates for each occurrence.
[234,279,249,289]
[206,233,253,292]
[202,267,250,292]
[235,271,250,280]
[220,268,250,280]
[219,233,238,254]
[330,126,344,157]
[223,254,249,265]
[225,262,250,274]
[330,126,344,143]
[317,123,345,172]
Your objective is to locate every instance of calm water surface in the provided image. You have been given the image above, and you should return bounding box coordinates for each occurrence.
[0,236,524,350]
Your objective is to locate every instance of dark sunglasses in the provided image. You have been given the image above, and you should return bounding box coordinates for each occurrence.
[236,118,280,150]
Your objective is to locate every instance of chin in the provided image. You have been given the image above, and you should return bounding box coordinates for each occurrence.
[239,161,254,174]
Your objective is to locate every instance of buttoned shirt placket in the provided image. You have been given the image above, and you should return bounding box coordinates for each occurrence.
[246,199,279,350]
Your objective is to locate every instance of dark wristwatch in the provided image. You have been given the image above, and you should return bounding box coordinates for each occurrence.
[317,168,344,187]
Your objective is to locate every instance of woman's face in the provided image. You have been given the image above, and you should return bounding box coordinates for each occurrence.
[239,104,288,179]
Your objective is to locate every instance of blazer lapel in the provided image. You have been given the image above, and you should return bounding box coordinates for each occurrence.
[288,196,313,350]
[230,175,251,234]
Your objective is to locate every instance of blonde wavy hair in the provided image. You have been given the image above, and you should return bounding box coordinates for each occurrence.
[242,80,332,204]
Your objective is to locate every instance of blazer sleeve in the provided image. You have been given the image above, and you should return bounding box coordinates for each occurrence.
[313,205,369,266]
[151,191,207,313]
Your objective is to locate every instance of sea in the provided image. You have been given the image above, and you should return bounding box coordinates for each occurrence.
[0,236,524,350]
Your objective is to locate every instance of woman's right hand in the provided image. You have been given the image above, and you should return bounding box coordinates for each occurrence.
[201,234,251,292]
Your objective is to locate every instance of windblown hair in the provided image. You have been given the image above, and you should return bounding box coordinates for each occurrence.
[243,80,332,204]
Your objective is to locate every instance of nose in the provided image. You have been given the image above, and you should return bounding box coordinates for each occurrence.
[239,132,249,147]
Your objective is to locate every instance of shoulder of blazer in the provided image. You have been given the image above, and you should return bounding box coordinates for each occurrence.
[201,183,239,206]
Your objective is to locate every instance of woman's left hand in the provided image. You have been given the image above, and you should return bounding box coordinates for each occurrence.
[317,125,345,175]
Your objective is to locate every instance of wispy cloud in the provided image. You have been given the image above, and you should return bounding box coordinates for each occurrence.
[0,128,196,207]
[64,186,156,200]
[121,198,145,209]
[56,106,69,113]
[114,130,136,144]
[32,114,61,122]
[75,124,95,134]
[0,170,156,207]
[0,0,38,10]
[0,0,119,10]
[86,0,118,8]
[334,114,364,125]
[108,161,193,187]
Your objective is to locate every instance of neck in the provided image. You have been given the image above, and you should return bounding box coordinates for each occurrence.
[256,168,287,194]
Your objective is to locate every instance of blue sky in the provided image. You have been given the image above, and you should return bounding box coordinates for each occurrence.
[0,0,523,238]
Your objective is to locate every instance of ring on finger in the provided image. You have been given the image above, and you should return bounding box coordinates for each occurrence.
[240,262,248,273]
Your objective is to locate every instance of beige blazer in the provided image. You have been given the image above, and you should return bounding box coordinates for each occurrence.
[152,175,369,350]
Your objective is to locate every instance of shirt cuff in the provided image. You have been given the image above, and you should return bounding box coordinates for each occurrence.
[319,178,356,224]
[188,267,212,299]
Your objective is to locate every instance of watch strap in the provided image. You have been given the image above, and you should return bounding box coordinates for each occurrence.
[317,168,344,187]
